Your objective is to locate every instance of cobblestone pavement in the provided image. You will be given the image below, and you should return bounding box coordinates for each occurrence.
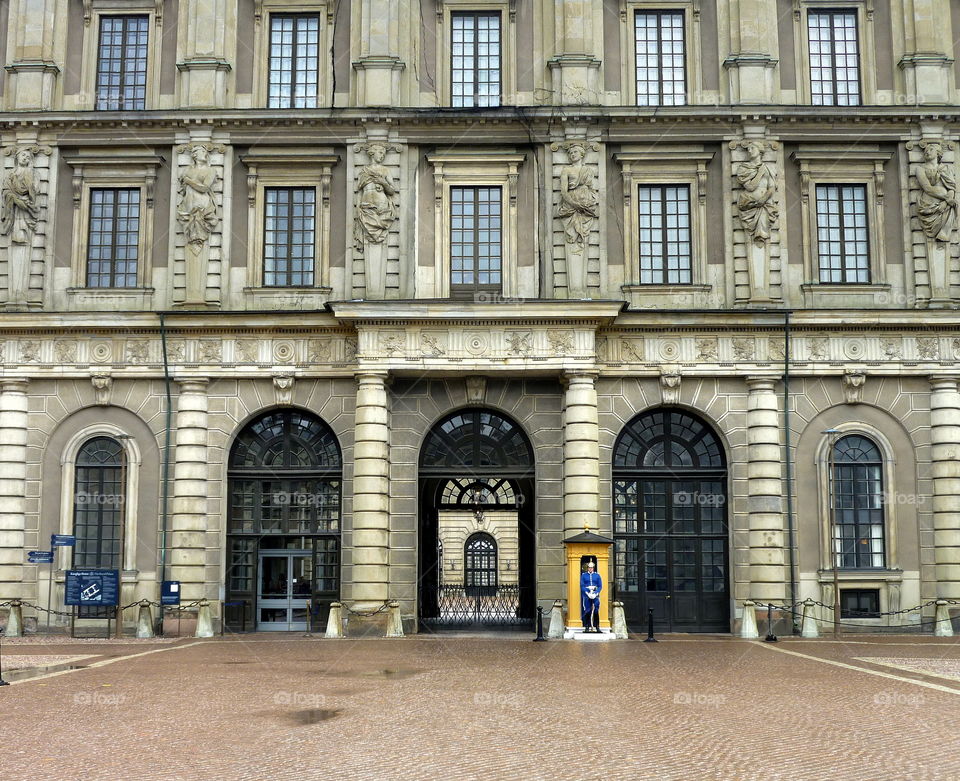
[2,633,960,781]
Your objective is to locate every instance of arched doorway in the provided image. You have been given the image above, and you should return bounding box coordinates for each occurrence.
[418,409,535,629]
[226,409,342,631]
[612,408,730,632]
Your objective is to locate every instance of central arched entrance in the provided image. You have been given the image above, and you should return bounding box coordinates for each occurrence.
[613,408,730,633]
[418,409,535,629]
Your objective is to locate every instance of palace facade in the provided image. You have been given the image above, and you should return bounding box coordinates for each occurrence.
[1,0,960,634]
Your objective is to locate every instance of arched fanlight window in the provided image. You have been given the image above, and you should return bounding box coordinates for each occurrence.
[464,533,498,596]
[440,477,517,507]
[831,434,885,569]
[420,410,533,472]
[73,436,125,570]
[614,409,725,470]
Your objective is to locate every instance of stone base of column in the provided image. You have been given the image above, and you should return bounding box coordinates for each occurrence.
[739,600,759,639]
[935,600,955,637]
[344,602,392,637]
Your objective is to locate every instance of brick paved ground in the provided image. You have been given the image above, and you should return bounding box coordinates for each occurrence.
[2,633,960,781]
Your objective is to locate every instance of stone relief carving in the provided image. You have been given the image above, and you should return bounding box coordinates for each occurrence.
[464,332,489,356]
[421,333,446,356]
[91,372,112,405]
[881,337,902,359]
[731,140,779,245]
[1,147,41,244]
[177,144,220,247]
[732,338,755,361]
[695,338,718,361]
[344,338,358,362]
[54,341,76,363]
[620,338,644,362]
[273,341,296,363]
[167,340,186,363]
[0,342,5,362]
[379,334,405,356]
[236,340,259,363]
[307,339,331,363]
[199,339,222,363]
[808,336,829,361]
[660,368,681,405]
[353,142,400,250]
[127,341,148,363]
[548,330,574,355]
[20,340,40,362]
[917,337,940,360]
[552,141,599,254]
[908,140,957,243]
[842,370,866,404]
[273,372,295,406]
[768,339,786,361]
[507,331,533,356]
[465,376,487,405]
[595,336,608,362]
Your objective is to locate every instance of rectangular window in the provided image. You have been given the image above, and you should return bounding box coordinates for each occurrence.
[833,458,884,568]
[86,188,140,288]
[268,15,320,108]
[808,10,861,106]
[95,15,149,110]
[451,12,501,108]
[840,589,880,618]
[450,186,502,298]
[635,10,686,106]
[816,184,869,283]
[264,187,316,287]
[638,184,692,284]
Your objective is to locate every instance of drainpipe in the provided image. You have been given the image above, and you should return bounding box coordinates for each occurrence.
[782,311,798,631]
[159,313,173,604]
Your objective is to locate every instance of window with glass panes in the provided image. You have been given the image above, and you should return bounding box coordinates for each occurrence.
[815,184,869,283]
[464,533,497,595]
[73,437,125,569]
[808,10,861,106]
[450,186,502,297]
[638,184,691,284]
[95,15,149,110]
[451,12,501,107]
[264,187,316,287]
[831,435,885,569]
[86,188,140,288]
[635,11,686,106]
[268,15,320,108]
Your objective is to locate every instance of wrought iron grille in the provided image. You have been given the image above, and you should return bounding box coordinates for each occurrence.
[424,584,528,628]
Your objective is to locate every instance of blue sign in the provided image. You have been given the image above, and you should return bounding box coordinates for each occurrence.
[27,550,54,563]
[65,569,120,607]
[161,580,181,606]
[51,534,76,547]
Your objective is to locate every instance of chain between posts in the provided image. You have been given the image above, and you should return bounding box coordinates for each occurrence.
[343,603,390,618]
[753,598,960,629]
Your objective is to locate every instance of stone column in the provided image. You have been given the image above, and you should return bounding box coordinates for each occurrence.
[930,376,960,599]
[563,372,600,535]
[170,379,209,601]
[351,372,391,608]
[0,380,29,599]
[745,377,785,602]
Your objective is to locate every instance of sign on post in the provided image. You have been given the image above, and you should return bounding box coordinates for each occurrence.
[51,534,77,547]
[161,581,181,606]
[27,550,54,563]
[65,569,120,607]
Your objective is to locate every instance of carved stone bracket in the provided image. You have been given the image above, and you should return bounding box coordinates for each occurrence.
[842,370,866,404]
[273,372,295,406]
[465,376,487,405]
[660,367,681,405]
[90,371,112,405]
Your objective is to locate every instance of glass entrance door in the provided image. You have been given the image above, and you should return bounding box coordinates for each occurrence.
[257,552,312,631]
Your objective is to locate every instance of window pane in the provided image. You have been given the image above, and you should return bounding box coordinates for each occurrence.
[450,186,502,297]
[831,435,885,568]
[451,12,501,108]
[264,187,316,286]
[95,15,149,110]
[637,184,692,284]
[86,188,140,288]
[815,183,869,283]
[268,15,320,108]
[635,11,686,107]
[808,11,860,106]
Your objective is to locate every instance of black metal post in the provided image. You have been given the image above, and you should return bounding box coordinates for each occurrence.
[533,606,546,641]
[0,629,9,686]
[644,607,657,642]
[764,602,778,642]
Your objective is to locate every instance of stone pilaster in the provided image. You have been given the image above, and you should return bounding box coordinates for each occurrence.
[930,376,960,599]
[170,379,209,601]
[177,0,234,108]
[898,0,954,104]
[562,372,600,535]
[4,0,62,109]
[547,0,602,105]
[353,0,407,106]
[0,380,29,599]
[722,0,779,103]
[745,376,785,602]
[351,371,390,608]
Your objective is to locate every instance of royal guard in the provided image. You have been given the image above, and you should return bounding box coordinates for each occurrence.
[580,559,602,632]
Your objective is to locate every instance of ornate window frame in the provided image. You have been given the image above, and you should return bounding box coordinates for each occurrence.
[239,148,338,306]
[62,150,163,309]
[792,147,892,306]
[792,0,877,106]
[251,0,333,109]
[615,148,713,306]
[618,0,703,106]
[58,425,142,573]
[435,0,516,107]
[425,152,524,299]
[80,0,163,110]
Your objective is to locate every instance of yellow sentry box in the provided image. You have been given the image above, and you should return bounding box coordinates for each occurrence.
[564,527,615,630]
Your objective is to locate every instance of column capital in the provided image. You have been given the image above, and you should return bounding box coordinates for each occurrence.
[176,377,209,394]
[355,370,390,385]
[561,369,599,386]
[745,375,779,392]
[929,375,960,392]
[0,378,30,394]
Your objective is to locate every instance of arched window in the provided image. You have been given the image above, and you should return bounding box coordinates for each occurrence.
[464,532,497,596]
[420,410,533,472]
[73,437,125,569]
[831,434,884,569]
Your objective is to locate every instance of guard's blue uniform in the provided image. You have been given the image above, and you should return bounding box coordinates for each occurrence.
[580,569,602,630]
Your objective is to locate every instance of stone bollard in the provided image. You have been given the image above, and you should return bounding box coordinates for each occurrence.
[324,602,344,639]
[740,600,759,639]
[935,600,954,637]
[195,599,214,638]
[385,601,404,638]
[547,600,564,639]
[136,600,154,639]
[4,600,23,638]
[801,598,819,638]
[612,601,629,640]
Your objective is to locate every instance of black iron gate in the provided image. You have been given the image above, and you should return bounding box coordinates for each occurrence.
[421,584,529,629]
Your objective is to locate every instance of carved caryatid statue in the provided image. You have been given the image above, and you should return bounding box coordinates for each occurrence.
[177,144,220,248]
[353,141,399,251]
[914,141,957,243]
[554,140,599,254]
[733,140,779,245]
[1,147,39,245]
